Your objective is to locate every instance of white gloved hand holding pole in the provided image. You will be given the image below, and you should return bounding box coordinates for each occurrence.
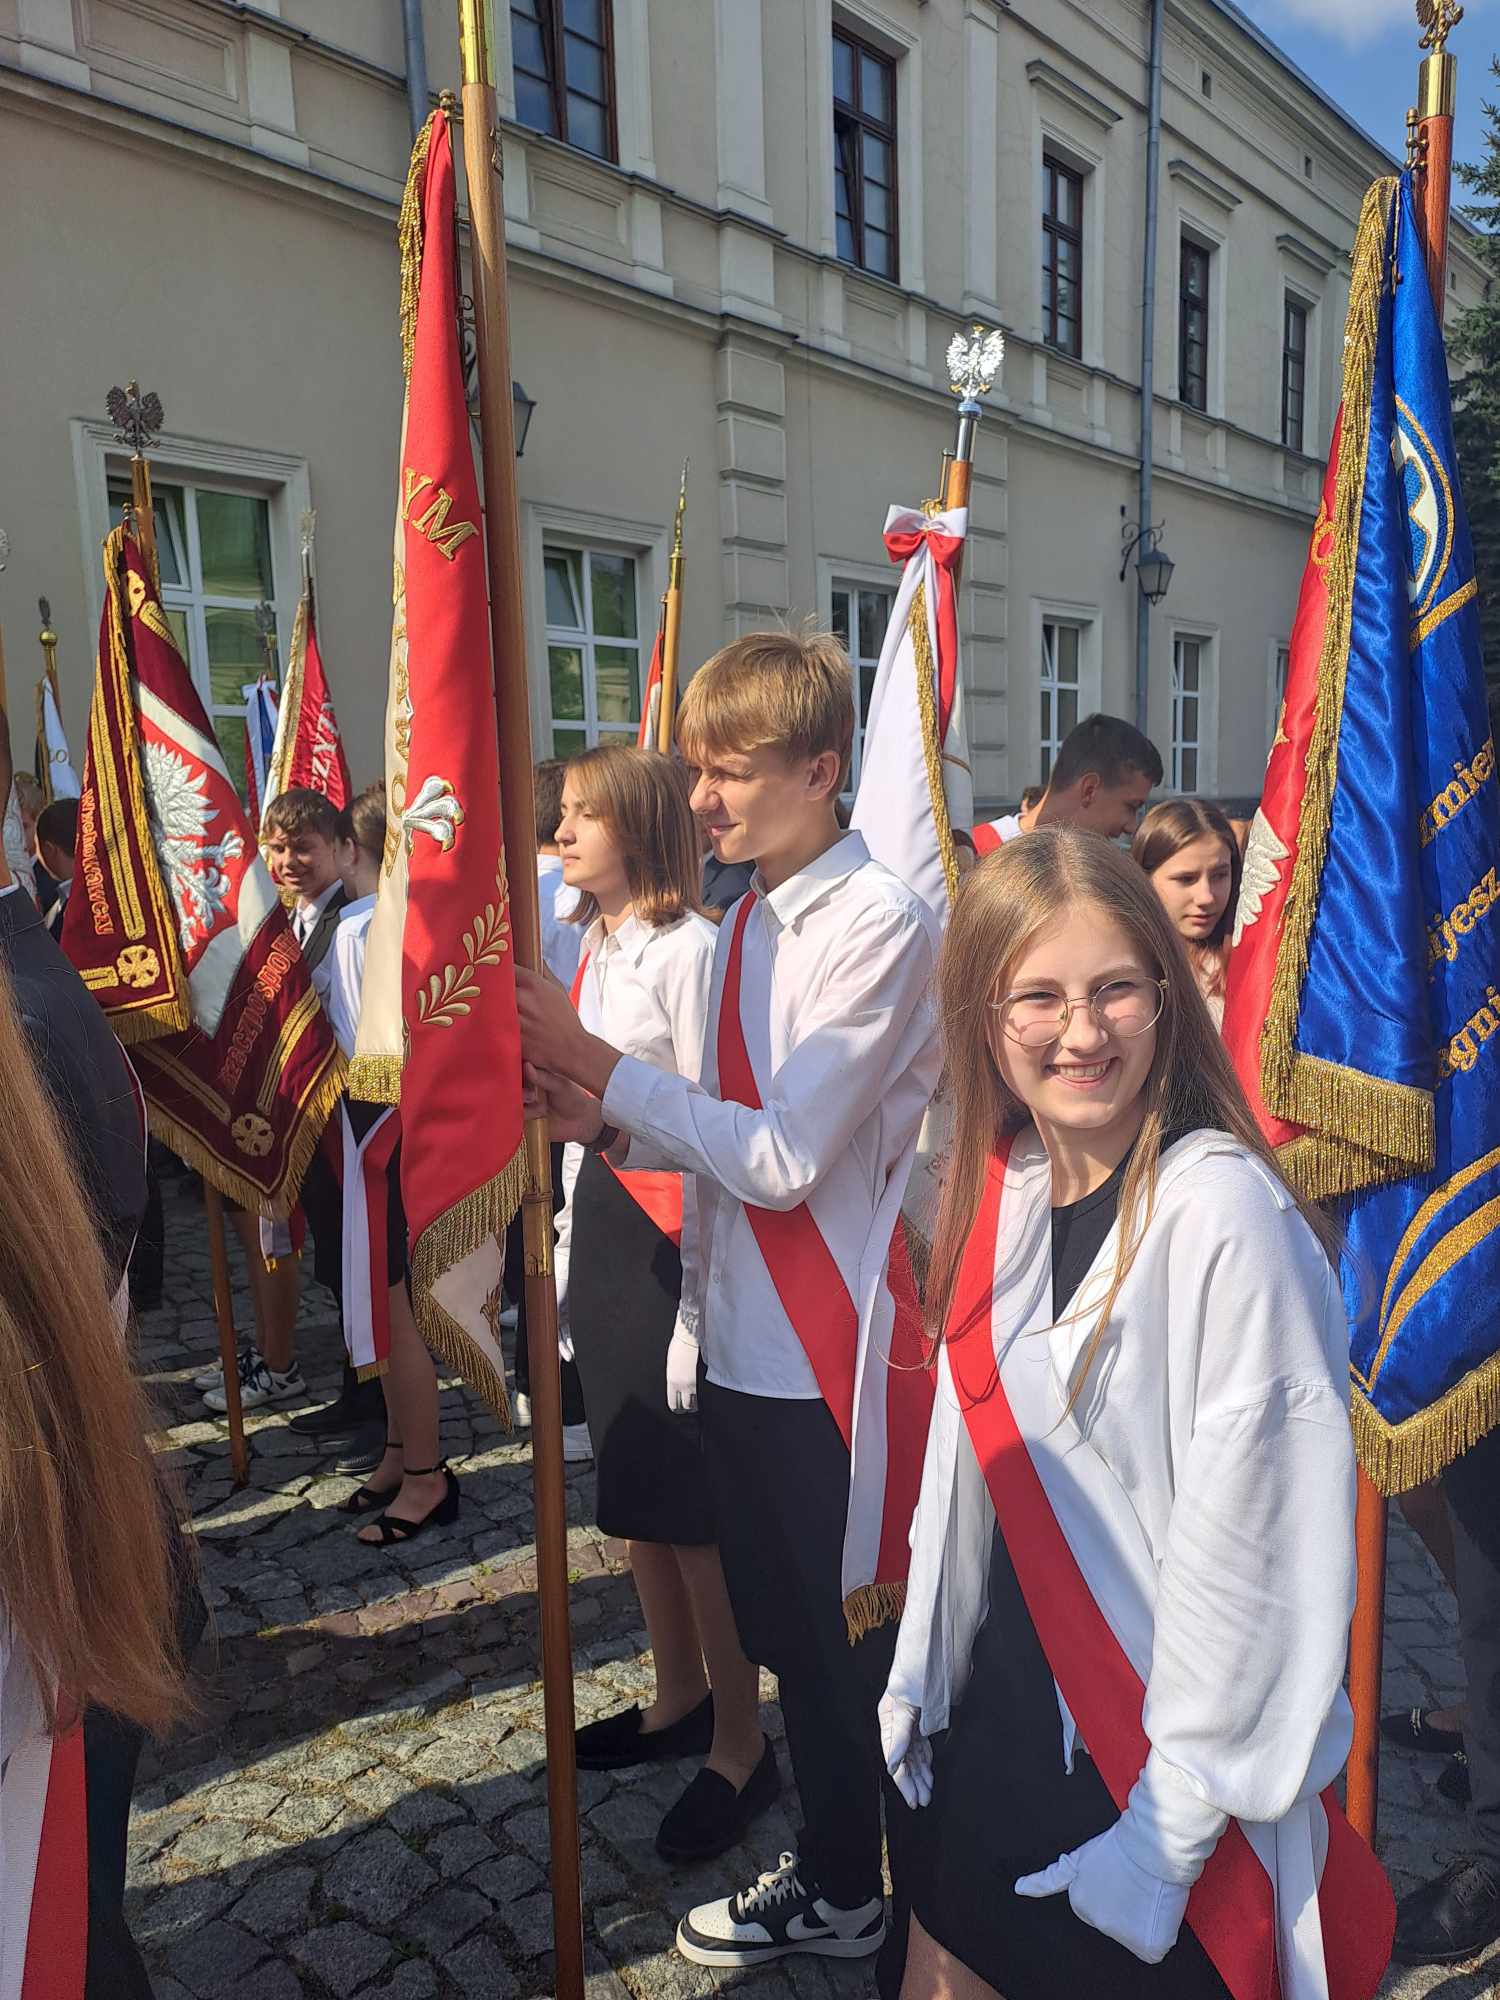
[879,1692,933,1810]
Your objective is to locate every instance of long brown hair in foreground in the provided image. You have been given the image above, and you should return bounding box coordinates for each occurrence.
[927,829,1337,1406]
[564,744,706,931]
[1131,797,1243,1002]
[0,968,185,1733]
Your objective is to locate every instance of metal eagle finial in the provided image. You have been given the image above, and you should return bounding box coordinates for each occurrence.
[1416,0,1464,52]
[946,324,1006,407]
[671,461,688,560]
[106,382,164,456]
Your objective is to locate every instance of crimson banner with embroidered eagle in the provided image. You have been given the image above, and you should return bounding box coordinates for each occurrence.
[349,106,524,1422]
[263,587,351,825]
[61,526,344,1214]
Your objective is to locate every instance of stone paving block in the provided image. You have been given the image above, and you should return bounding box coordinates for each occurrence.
[355,1964,439,1999]
[399,1884,493,1954]
[228,1863,318,1939]
[467,1852,546,1906]
[134,1872,239,1942]
[163,1918,269,1995]
[441,1934,522,1998]
[426,1823,498,1877]
[387,1785,467,1835]
[228,1960,304,2000]
[289,1921,395,1997]
[323,1827,439,1917]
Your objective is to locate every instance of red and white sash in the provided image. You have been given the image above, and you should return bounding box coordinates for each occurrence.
[1,1676,87,2000]
[946,1144,1393,2000]
[970,819,1005,856]
[718,895,934,1635]
[570,953,683,1245]
[341,1103,401,1378]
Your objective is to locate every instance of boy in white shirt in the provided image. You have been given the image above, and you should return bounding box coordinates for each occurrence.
[518,632,941,1971]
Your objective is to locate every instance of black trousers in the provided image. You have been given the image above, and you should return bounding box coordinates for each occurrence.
[700,1378,898,1910]
[1444,1423,1500,1862]
[504,1143,585,1425]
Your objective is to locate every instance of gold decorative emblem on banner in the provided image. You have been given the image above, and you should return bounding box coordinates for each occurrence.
[232,1112,276,1158]
[417,861,512,1028]
[117,944,161,988]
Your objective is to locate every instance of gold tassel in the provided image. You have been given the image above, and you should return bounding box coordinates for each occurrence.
[908,580,961,908]
[347,1052,403,1106]
[1352,1344,1500,1493]
[843,1580,907,1644]
[1259,180,1435,1202]
[354,1358,390,1384]
[398,112,439,386]
[408,1140,529,1428]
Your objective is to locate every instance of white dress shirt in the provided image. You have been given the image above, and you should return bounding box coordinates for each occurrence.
[555,908,715,1357]
[978,812,1023,844]
[537,853,582,989]
[294,880,343,1005]
[602,832,941,1400]
[325,894,376,1060]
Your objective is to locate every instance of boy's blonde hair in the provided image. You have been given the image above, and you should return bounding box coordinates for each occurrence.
[676,629,855,791]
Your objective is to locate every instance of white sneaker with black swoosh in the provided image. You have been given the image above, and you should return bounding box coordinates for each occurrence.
[675,1852,885,1968]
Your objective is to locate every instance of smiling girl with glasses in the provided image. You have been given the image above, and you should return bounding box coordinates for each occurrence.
[879,828,1392,2000]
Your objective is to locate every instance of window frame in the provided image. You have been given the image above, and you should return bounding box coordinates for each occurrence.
[1039,617,1085,782]
[1280,294,1309,453]
[1171,631,1213,795]
[542,538,644,758]
[510,0,619,164]
[832,21,899,283]
[829,574,897,795]
[1179,235,1211,411]
[1041,152,1084,359]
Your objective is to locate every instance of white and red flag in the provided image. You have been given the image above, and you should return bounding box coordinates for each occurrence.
[242,675,279,824]
[263,567,350,823]
[637,621,664,750]
[349,106,524,1420]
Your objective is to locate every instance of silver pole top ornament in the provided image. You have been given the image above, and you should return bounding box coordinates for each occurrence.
[946,324,1005,412]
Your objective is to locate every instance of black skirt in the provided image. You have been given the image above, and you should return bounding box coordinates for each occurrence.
[567,1152,714,1545]
[892,1530,1231,2000]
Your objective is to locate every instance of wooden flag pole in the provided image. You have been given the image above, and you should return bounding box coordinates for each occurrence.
[1345,1,1462,1848]
[453,10,586,1995]
[656,462,687,754]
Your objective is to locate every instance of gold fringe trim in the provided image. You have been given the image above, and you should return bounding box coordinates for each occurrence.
[908,578,961,910]
[348,1052,403,1106]
[143,1049,345,1220]
[110,1000,192,1047]
[354,1359,390,1384]
[844,1579,907,1644]
[1352,1342,1500,1494]
[408,1140,528,1428]
[398,112,438,385]
[1260,179,1435,1201]
[264,593,309,813]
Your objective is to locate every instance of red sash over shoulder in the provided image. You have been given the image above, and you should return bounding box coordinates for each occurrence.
[571,955,683,1245]
[717,896,932,1630]
[970,820,1004,856]
[947,1147,1393,2000]
[20,1724,87,2000]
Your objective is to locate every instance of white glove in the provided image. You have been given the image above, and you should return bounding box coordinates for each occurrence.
[666,1327,699,1413]
[879,1692,933,1810]
[1014,1753,1226,1965]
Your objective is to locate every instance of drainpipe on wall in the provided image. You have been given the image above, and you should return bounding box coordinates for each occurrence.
[1134,0,1165,737]
[402,0,430,140]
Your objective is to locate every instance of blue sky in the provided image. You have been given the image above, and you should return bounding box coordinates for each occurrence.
[1236,0,1495,183]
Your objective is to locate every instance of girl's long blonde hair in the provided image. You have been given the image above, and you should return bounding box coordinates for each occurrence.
[927,828,1337,1398]
[0,967,185,1734]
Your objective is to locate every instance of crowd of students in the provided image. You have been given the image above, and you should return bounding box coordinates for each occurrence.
[0,626,1489,1997]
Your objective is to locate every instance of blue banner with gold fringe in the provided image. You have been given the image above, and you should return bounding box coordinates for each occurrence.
[1260,172,1500,1491]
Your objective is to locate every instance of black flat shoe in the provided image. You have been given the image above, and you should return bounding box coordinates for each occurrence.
[357,1465,459,1546]
[655,1738,780,1862]
[1393,1855,1500,1965]
[1439,1751,1472,1806]
[575,1693,714,1771]
[1380,1706,1465,1756]
[336,1421,391,1474]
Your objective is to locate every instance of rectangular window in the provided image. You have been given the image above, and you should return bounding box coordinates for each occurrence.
[833,25,898,282]
[830,579,895,791]
[107,472,277,794]
[1039,620,1083,782]
[543,542,641,757]
[1281,297,1308,452]
[1172,634,1208,793]
[510,0,615,162]
[1042,156,1084,359]
[1179,237,1210,411]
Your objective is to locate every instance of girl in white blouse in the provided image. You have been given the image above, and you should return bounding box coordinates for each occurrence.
[879,828,1392,2000]
[554,746,777,1864]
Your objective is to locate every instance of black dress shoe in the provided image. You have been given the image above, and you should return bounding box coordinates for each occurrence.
[1393,1855,1500,1964]
[1439,1751,1473,1807]
[575,1693,714,1771]
[655,1738,780,1862]
[335,1422,390,1474]
[288,1367,384,1437]
[1380,1705,1466,1756]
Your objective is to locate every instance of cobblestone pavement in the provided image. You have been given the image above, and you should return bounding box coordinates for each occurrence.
[127,1177,1499,1998]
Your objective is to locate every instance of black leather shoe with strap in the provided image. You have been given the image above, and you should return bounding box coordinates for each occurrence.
[1380,1706,1465,1756]
[1393,1856,1500,1965]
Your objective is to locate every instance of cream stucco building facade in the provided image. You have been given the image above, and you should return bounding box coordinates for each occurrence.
[0,0,1484,810]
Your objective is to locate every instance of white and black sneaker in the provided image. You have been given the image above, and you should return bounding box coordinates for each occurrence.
[675,1851,884,1968]
[204,1347,305,1413]
[192,1345,258,1393]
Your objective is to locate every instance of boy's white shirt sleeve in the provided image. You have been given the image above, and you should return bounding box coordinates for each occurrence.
[662,927,714,1345]
[602,900,935,1210]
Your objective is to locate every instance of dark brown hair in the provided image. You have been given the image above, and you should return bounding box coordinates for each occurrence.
[336,782,387,862]
[533,759,568,848]
[262,786,338,842]
[0,968,185,1733]
[1131,798,1242,1002]
[564,746,705,931]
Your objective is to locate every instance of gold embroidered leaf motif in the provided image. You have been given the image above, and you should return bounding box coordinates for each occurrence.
[416,871,512,1028]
